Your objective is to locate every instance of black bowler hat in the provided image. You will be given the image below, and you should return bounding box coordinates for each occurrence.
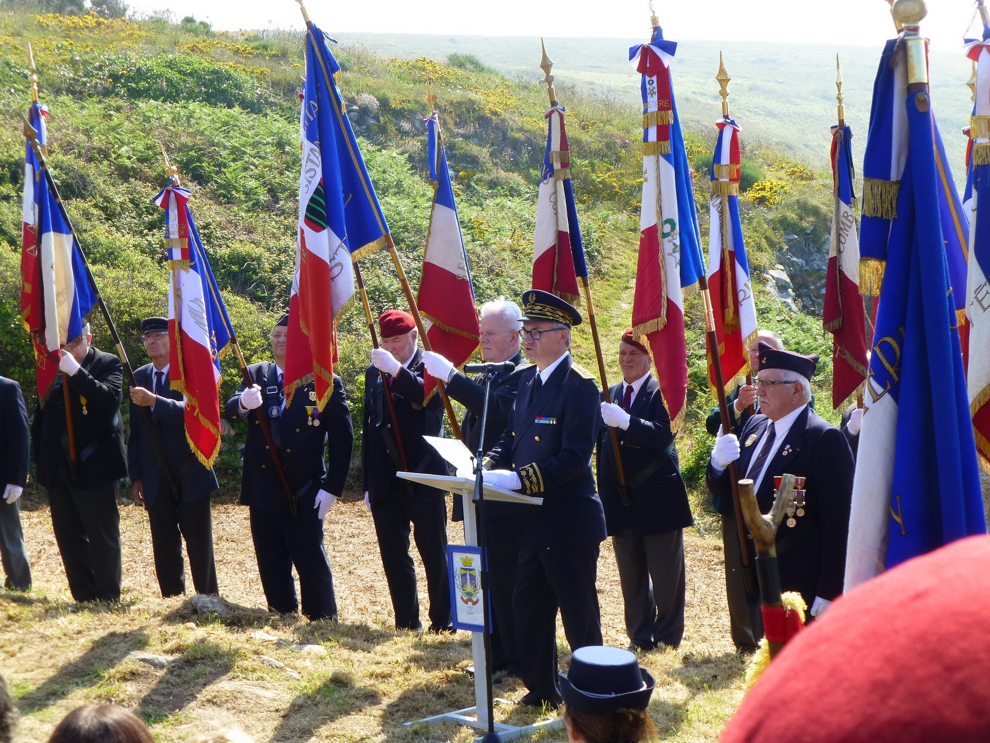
[760,347,820,380]
[558,646,655,715]
[141,317,168,334]
[520,289,582,327]
[275,313,289,327]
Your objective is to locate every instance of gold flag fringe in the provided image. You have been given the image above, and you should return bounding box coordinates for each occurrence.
[553,290,581,306]
[553,167,573,182]
[837,348,869,378]
[710,181,739,197]
[743,592,807,693]
[973,143,990,166]
[283,373,312,409]
[714,163,740,181]
[421,311,481,342]
[669,399,685,434]
[862,178,899,219]
[971,115,990,140]
[822,317,842,333]
[975,428,990,475]
[643,110,674,127]
[631,317,665,338]
[681,280,700,301]
[168,259,190,272]
[859,258,885,296]
[351,235,387,263]
[954,308,967,330]
[643,141,671,156]
[166,237,188,253]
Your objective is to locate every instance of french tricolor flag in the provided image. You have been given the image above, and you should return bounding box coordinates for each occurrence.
[155,183,233,468]
[417,112,479,400]
[629,28,704,430]
[532,105,580,304]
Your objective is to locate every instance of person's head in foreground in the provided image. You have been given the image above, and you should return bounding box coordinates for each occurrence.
[719,535,990,742]
[559,646,658,743]
[47,704,154,743]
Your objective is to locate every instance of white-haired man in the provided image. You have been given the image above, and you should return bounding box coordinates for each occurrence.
[424,298,529,678]
[707,347,854,632]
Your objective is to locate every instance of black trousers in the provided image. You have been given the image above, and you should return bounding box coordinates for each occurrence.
[722,514,764,649]
[482,515,521,673]
[48,480,121,602]
[249,500,337,621]
[371,488,450,631]
[613,528,686,650]
[513,543,602,704]
[147,487,218,598]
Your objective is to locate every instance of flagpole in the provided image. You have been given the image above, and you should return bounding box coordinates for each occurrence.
[22,59,180,495]
[540,40,630,505]
[160,150,299,517]
[703,52,755,585]
[292,0,463,443]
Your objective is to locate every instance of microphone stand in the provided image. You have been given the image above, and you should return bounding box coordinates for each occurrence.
[471,368,501,743]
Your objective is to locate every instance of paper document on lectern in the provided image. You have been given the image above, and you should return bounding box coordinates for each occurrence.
[395,436,542,505]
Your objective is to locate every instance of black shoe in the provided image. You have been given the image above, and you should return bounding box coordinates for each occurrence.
[626,641,656,653]
[519,691,562,710]
[736,644,759,656]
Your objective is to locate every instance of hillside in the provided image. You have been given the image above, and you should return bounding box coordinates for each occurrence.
[0,9,839,496]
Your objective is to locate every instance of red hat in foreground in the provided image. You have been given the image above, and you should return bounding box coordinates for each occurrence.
[620,328,648,355]
[720,535,990,743]
[378,310,415,338]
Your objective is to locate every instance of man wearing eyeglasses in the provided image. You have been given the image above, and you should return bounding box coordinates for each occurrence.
[482,289,606,709]
[128,317,219,598]
[32,321,127,602]
[423,298,528,678]
[707,348,854,642]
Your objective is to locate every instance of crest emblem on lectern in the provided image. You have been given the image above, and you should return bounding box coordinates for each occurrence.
[458,555,480,605]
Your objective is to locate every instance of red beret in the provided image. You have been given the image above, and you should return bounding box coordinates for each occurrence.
[720,535,990,743]
[620,328,648,354]
[378,310,415,338]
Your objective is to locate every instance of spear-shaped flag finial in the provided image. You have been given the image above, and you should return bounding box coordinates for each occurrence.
[836,55,845,127]
[540,38,556,105]
[716,52,731,118]
[426,86,437,113]
[160,143,180,184]
[649,0,659,30]
[27,43,38,104]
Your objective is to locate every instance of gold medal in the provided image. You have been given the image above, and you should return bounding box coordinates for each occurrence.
[787,517,797,528]
[313,419,320,427]
[80,395,88,416]
[745,434,758,447]
[796,508,805,517]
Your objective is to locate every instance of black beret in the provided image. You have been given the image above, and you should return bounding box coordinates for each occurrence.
[275,313,289,327]
[759,348,820,380]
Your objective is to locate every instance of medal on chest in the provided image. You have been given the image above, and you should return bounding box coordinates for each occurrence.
[306,406,321,426]
[774,476,807,527]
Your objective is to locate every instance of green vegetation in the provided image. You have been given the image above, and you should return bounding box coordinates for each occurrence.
[0,9,838,499]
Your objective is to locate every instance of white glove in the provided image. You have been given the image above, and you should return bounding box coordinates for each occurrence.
[240,385,263,411]
[59,352,81,376]
[422,351,454,383]
[485,469,522,491]
[371,348,402,376]
[3,485,23,505]
[810,596,832,618]
[364,491,371,511]
[711,431,741,471]
[314,489,337,519]
[601,402,631,430]
[847,407,865,436]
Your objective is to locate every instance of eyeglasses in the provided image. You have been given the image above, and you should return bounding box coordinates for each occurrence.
[521,325,566,340]
[755,378,797,388]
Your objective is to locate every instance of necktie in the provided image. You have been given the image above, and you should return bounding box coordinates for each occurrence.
[746,422,776,481]
[622,384,634,412]
[155,370,165,395]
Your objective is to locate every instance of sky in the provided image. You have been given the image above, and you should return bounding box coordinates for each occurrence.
[123,0,987,50]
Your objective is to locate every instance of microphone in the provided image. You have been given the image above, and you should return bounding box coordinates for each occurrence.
[463,361,516,375]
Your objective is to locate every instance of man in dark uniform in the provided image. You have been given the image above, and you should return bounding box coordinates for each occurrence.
[705,330,783,437]
[128,317,219,597]
[483,289,607,709]
[707,348,853,622]
[0,375,32,590]
[363,310,451,633]
[32,322,127,602]
[597,329,693,652]
[423,298,528,676]
[226,314,352,621]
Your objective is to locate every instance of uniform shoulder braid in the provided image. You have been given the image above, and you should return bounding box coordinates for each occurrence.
[571,363,594,380]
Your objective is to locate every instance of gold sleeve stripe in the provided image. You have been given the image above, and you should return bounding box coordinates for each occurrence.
[517,463,544,495]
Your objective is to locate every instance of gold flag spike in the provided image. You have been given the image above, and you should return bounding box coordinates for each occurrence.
[836,55,845,127]
[970,60,978,104]
[649,0,659,29]
[160,143,180,182]
[27,43,39,103]
[426,87,437,111]
[716,52,731,118]
[540,38,556,104]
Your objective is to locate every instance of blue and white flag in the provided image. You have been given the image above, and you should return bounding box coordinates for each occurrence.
[845,58,986,591]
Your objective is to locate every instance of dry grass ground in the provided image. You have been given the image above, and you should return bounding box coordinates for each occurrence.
[1,488,746,742]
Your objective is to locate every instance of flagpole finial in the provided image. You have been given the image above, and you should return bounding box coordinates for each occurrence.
[891,0,926,24]
[426,87,437,113]
[892,0,928,86]
[27,43,39,104]
[160,143,181,185]
[884,0,903,31]
[716,52,731,118]
[294,0,312,26]
[836,55,845,128]
[649,0,659,30]
[540,38,557,106]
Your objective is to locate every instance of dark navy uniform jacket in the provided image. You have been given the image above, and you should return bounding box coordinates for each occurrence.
[362,348,447,503]
[597,375,693,537]
[128,363,218,509]
[32,347,128,489]
[0,377,29,489]
[706,405,853,605]
[445,352,528,521]
[485,354,606,550]
[226,363,353,512]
